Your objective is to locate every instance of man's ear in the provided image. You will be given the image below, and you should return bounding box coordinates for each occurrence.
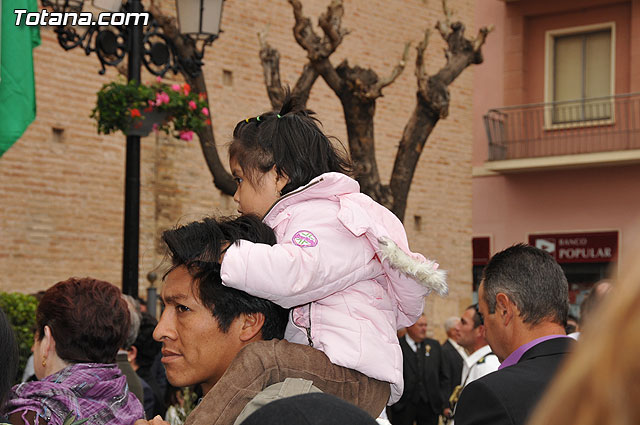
[495,293,514,326]
[478,324,487,340]
[239,312,265,342]
[127,345,138,364]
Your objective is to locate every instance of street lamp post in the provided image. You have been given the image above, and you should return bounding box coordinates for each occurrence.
[122,0,143,298]
[40,0,224,297]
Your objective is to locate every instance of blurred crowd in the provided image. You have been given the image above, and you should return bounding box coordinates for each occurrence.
[1,221,639,425]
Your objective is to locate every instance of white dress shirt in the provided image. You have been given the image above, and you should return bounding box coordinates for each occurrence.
[460,344,500,387]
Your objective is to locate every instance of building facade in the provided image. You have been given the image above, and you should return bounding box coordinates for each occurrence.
[473,0,640,315]
[0,0,479,338]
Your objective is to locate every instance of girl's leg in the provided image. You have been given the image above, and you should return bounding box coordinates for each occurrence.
[184,339,390,425]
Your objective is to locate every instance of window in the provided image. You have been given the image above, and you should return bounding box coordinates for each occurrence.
[545,23,615,125]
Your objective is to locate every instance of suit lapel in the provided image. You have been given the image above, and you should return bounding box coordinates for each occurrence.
[401,336,419,374]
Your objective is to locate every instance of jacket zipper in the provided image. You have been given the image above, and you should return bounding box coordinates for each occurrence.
[264,178,323,346]
[305,303,313,347]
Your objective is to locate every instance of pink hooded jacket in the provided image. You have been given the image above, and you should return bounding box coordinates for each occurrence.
[221,173,447,404]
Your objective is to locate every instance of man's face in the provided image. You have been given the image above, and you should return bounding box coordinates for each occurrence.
[406,316,428,342]
[478,282,507,361]
[456,308,479,352]
[154,266,245,394]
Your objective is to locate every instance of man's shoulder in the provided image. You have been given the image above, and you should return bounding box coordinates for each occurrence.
[455,377,512,425]
[424,337,440,346]
[474,347,565,389]
[441,339,454,350]
[456,341,570,425]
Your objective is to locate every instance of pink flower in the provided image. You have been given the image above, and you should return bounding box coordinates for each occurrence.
[156,76,162,82]
[155,91,170,106]
[201,107,209,116]
[171,84,181,92]
[188,100,197,110]
[152,123,159,132]
[179,130,194,141]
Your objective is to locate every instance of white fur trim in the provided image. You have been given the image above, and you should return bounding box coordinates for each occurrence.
[378,237,448,296]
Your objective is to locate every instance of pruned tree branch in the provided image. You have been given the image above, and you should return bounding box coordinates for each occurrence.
[150,0,235,196]
[292,63,320,107]
[473,25,494,53]
[318,0,349,53]
[436,0,454,39]
[366,42,411,99]
[258,26,285,109]
[289,0,324,60]
[415,29,430,93]
[387,0,492,219]
[289,0,344,93]
[258,26,319,109]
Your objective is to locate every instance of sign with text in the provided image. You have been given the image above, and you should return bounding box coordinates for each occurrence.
[528,231,618,264]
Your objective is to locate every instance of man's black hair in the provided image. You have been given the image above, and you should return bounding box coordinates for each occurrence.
[481,243,569,326]
[132,312,161,369]
[162,215,288,340]
[466,304,484,328]
[229,90,352,195]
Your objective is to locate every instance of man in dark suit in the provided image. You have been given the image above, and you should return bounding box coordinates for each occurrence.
[390,315,448,425]
[440,316,465,411]
[455,244,572,425]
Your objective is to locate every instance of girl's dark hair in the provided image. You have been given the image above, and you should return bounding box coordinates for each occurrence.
[0,308,18,410]
[229,91,352,195]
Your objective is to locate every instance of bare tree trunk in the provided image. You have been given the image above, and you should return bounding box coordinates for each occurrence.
[389,7,492,220]
[149,0,491,220]
[150,2,235,195]
[288,0,490,221]
[389,97,439,218]
[187,72,236,195]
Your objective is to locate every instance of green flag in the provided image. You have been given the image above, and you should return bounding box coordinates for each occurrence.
[0,0,41,157]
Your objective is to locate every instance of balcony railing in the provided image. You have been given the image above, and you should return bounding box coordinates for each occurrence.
[484,93,640,161]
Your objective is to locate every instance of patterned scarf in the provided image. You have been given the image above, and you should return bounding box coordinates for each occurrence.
[7,363,144,425]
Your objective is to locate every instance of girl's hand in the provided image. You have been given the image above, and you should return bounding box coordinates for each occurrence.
[135,416,170,425]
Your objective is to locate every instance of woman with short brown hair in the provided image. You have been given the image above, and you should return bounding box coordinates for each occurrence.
[6,277,144,425]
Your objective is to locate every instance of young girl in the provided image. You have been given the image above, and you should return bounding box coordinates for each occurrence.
[187,94,447,425]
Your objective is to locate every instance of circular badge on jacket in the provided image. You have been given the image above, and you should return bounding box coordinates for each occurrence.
[292,230,318,248]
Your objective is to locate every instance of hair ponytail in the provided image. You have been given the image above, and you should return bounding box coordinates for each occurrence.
[230,90,352,195]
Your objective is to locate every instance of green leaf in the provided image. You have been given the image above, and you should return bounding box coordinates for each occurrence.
[0,292,38,384]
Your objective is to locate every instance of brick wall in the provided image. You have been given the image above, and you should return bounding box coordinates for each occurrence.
[0,0,475,340]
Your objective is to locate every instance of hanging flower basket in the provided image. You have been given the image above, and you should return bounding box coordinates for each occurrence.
[90,77,210,141]
[126,110,169,137]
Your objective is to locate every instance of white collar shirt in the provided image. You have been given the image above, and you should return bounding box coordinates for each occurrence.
[460,344,500,387]
[405,334,419,352]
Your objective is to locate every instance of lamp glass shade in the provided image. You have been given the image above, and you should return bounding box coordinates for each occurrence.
[46,0,84,13]
[92,0,122,12]
[176,0,224,38]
